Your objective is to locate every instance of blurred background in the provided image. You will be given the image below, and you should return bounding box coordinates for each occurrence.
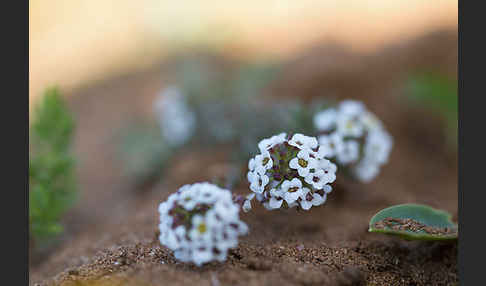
[29,0,457,105]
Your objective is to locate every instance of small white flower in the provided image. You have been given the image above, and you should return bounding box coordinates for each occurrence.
[213,199,239,219]
[289,149,318,177]
[174,249,191,263]
[189,215,211,242]
[254,151,273,171]
[248,158,256,172]
[242,193,255,213]
[249,172,269,194]
[299,188,327,210]
[154,86,196,147]
[361,112,383,130]
[281,178,303,204]
[322,184,333,194]
[313,108,337,132]
[363,130,393,164]
[288,133,318,150]
[352,160,380,183]
[198,184,223,204]
[336,113,365,137]
[254,164,267,176]
[269,188,283,197]
[192,246,213,266]
[258,132,287,153]
[335,140,360,165]
[339,100,366,116]
[179,189,198,210]
[268,196,283,209]
[318,133,344,158]
[319,159,337,184]
[305,166,335,189]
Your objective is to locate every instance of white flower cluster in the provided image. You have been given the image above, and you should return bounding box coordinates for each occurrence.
[313,100,393,182]
[158,182,248,266]
[154,86,196,147]
[246,133,337,211]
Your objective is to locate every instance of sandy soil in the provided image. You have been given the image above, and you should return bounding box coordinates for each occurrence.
[30,30,457,286]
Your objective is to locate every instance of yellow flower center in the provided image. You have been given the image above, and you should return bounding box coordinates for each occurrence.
[262,157,270,165]
[289,187,299,193]
[346,121,354,130]
[298,158,308,168]
[198,223,207,234]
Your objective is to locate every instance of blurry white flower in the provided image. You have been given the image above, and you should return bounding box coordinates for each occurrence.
[336,114,365,137]
[350,129,392,182]
[335,140,360,165]
[247,133,337,211]
[313,108,337,132]
[361,112,383,130]
[313,99,393,183]
[158,182,247,266]
[318,133,344,158]
[339,100,366,116]
[154,86,196,147]
[363,129,393,165]
[352,160,380,183]
[189,214,211,242]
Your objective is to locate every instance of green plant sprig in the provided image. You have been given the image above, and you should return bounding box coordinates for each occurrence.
[30,87,77,243]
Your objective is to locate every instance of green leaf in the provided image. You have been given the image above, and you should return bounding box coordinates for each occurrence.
[368,204,458,241]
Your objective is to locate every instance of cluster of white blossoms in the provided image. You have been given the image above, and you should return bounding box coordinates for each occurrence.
[154,86,196,147]
[158,183,248,266]
[313,100,393,182]
[245,133,337,211]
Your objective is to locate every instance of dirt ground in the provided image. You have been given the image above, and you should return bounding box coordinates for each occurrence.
[30,29,458,286]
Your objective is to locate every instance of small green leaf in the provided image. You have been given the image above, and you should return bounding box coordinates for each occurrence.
[369,204,458,241]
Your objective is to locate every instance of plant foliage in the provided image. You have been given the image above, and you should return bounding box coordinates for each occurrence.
[406,72,457,146]
[29,87,77,241]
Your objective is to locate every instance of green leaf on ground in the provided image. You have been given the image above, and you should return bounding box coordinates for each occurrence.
[369,203,458,241]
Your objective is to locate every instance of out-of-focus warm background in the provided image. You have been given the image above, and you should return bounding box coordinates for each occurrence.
[29,0,457,104]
